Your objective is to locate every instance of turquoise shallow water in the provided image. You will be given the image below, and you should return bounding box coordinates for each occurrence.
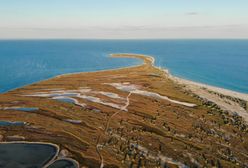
[0,40,247,93]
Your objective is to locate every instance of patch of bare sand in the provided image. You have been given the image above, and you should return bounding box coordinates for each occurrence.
[168,74,248,122]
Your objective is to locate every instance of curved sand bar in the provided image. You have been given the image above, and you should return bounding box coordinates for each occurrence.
[0,53,248,167]
[112,53,248,121]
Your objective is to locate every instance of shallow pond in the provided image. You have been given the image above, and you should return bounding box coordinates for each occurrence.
[0,121,26,126]
[0,143,58,168]
[48,159,78,168]
[53,97,76,104]
[9,107,39,112]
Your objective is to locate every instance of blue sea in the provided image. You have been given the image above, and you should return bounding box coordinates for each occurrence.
[0,40,248,93]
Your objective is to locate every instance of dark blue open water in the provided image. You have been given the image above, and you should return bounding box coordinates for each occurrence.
[0,40,247,93]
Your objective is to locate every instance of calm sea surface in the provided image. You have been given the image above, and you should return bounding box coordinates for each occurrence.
[0,40,247,93]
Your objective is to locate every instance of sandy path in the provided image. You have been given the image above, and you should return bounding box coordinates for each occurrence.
[95,92,132,168]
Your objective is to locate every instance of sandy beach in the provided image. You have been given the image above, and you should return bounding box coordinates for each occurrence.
[113,53,248,122]
[0,53,248,167]
[165,68,248,122]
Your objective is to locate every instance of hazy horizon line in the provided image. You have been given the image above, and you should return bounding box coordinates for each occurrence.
[1,38,248,40]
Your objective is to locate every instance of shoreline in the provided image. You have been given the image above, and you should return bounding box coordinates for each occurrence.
[112,53,248,101]
[0,141,60,167]
[1,54,144,94]
[54,53,248,102]
[3,53,247,101]
[0,141,79,168]
[1,53,248,167]
[4,53,247,117]
[170,75,248,101]
[111,54,248,121]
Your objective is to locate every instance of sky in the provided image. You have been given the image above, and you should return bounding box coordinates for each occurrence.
[0,0,248,39]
